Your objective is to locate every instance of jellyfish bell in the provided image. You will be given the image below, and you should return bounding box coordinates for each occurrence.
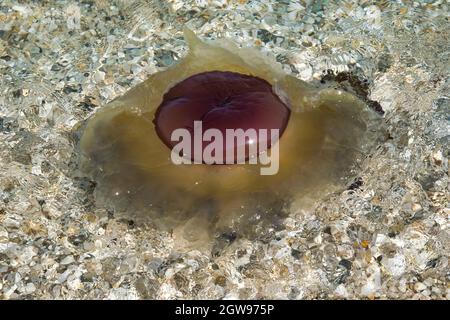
[77,28,382,248]
[154,70,291,165]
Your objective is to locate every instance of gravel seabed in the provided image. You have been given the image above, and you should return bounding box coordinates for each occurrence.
[0,0,448,299]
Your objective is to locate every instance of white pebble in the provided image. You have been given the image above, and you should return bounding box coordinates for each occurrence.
[414,282,427,292]
[60,255,75,265]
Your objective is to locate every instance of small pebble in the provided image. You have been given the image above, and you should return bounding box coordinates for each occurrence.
[414,282,427,292]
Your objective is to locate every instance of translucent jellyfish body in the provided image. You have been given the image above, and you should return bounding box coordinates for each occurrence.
[78,29,381,247]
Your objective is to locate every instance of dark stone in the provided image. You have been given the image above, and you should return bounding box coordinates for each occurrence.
[415,171,442,191]
[63,84,82,94]
[77,101,96,112]
[291,248,303,259]
[348,177,363,190]
[51,63,62,71]
[333,266,350,285]
[388,231,398,238]
[377,52,392,72]
[68,232,89,246]
[211,230,238,257]
[257,29,284,44]
[338,259,353,270]
[12,89,22,98]
[80,272,94,282]
[320,70,384,115]
[211,263,219,270]
[426,258,439,269]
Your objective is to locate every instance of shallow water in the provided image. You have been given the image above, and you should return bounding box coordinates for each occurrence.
[78,29,383,248]
[0,0,448,299]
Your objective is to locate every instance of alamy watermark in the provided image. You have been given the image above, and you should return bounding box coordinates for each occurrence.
[170,121,280,175]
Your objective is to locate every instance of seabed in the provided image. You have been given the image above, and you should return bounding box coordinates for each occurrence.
[0,1,448,299]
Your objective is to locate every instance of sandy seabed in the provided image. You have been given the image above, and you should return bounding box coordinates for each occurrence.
[0,0,448,299]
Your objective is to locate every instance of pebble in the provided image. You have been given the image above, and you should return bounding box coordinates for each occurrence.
[24,282,36,294]
[432,150,443,165]
[334,284,349,298]
[4,215,23,230]
[60,255,75,265]
[414,282,427,292]
[0,0,447,300]
[382,254,406,277]
[0,228,8,242]
[93,70,105,83]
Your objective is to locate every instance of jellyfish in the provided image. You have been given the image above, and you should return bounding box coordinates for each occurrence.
[77,29,382,248]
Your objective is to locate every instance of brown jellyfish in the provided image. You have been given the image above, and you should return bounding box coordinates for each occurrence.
[77,29,381,248]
